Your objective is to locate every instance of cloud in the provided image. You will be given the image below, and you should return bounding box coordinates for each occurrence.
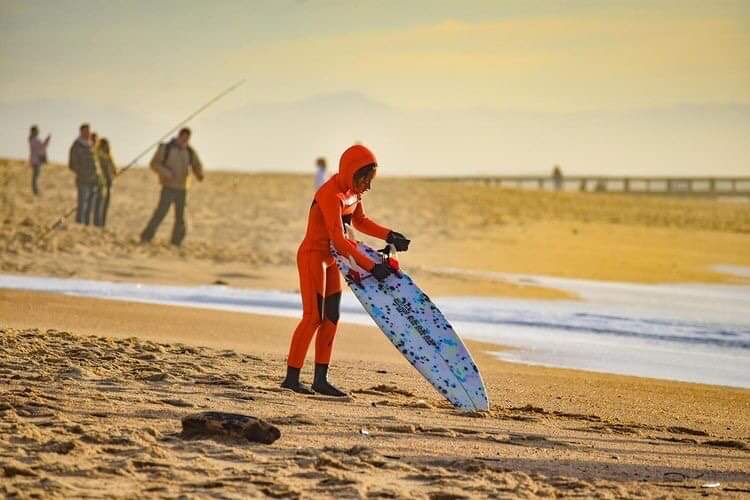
[221,15,750,111]
[2,8,747,116]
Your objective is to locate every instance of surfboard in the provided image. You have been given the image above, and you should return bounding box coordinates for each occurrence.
[331,241,490,412]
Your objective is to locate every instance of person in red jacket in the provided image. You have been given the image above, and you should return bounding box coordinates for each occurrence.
[281,144,410,397]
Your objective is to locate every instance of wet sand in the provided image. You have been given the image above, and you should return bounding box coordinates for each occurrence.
[2,290,750,498]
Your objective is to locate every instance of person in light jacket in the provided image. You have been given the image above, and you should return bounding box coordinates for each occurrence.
[140,127,204,246]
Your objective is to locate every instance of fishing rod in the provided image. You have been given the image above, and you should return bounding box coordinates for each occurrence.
[39,79,246,239]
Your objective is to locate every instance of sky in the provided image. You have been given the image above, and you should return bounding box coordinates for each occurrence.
[1,0,749,176]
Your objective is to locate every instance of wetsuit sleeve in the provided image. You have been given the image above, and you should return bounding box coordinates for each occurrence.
[352,201,391,240]
[318,193,377,271]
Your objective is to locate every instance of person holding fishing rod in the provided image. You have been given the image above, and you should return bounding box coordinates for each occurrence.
[41,81,243,240]
[140,127,204,246]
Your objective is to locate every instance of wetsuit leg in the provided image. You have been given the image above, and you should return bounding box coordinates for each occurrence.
[310,260,347,397]
[286,250,325,369]
[314,261,342,365]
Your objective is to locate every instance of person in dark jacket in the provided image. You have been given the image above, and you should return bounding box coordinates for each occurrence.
[68,123,100,225]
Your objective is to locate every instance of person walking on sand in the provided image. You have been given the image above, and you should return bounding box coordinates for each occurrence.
[281,144,411,397]
[140,127,204,246]
[314,156,327,190]
[68,123,101,225]
[94,138,117,227]
[28,125,51,196]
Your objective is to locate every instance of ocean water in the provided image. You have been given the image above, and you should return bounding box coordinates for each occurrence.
[1,273,749,389]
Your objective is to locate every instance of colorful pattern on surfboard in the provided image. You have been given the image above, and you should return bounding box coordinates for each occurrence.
[331,242,490,412]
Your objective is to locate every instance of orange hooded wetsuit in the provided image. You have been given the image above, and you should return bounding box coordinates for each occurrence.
[286,145,391,369]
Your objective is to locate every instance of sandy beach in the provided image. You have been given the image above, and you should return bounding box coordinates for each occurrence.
[2,159,749,294]
[2,159,750,498]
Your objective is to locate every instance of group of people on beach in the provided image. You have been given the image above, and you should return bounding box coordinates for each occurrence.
[29,124,408,395]
[67,124,117,227]
[28,123,335,247]
[27,124,204,243]
[28,123,117,227]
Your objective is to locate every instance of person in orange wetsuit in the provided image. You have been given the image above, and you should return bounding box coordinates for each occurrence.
[281,144,411,396]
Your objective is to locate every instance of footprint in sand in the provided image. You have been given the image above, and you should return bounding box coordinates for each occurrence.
[268,414,320,426]
[583,423,641,435]
[160,398,194,408]
[494,433,573,449]
[381,424,417,434]
[355,384,415,398]
[703,439,748,450]
[666,425,709,437]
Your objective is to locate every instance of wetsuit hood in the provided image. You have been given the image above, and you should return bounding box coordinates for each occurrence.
[337,145,377,191]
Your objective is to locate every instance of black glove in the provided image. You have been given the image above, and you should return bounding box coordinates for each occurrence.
[387,231,410,252]
[371,263,393,281]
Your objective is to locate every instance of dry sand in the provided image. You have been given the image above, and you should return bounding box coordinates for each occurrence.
[2,159,749,296]
[2,158,750,497]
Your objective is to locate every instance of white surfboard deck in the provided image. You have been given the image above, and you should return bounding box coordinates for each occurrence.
[332,241,490,412]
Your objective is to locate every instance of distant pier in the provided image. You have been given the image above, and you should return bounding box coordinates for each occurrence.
[434,175,750,197]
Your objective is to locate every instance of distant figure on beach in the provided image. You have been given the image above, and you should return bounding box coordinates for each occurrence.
[28,125,51,196]
[281,144,410,397]
[314,157,327,190]
[94,138,117,228]
[90,132,98,149]
[552,165,564,191]
[140,127,204,246]
[68,123,101,225]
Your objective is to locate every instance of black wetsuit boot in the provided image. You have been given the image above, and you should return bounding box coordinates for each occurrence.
[280,366,313,394]
[311,363,348,397]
